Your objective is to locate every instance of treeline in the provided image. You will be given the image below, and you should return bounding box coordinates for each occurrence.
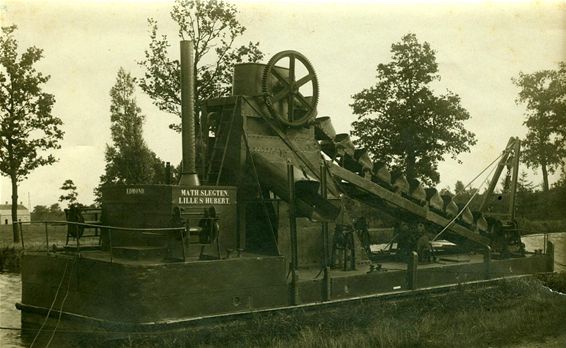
[476,187,566,220]
[30,204,65,222]
[449,176,566,233]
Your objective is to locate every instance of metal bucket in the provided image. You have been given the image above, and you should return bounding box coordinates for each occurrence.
[457,204,474,226]
[425,188,444,213]
[372,161,391,186]
[473,212,488,233]
[343,148,373,174]
[320,140,336,159]
[354,148,373,172]
[314,117,337,141]
[334,133,355,157]
[391,173,409,195]
[442,195,459,218]
[408,179,427,205]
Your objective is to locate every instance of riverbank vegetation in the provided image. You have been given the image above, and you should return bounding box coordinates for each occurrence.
[68,275,566,348]
[0,223,66,271]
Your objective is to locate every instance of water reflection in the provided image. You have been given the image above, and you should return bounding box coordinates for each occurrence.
[0,272,22,347]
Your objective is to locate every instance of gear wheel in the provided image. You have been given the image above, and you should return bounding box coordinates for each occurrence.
[262,50,319,127]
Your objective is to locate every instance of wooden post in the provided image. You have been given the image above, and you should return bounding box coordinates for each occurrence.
[76,224,80,253]
[546,241,554,272]
[320,161,331,301]
[287,162,300,305]
[19,221,25,250]
[44,222,49,253]
[407,251,418,290]
[323,253,331,300]
[508,139,521,220]
[181,228,187,262]
[484,246,492,280]
[109,229,113,263]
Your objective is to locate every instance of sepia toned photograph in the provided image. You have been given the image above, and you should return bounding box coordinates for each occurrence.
[1,0,565,347]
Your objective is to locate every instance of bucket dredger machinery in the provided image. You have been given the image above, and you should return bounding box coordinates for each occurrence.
[18,45,553,331]
[198,49,525,264]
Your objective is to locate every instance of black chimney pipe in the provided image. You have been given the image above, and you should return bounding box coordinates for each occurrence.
[165,162,171,185]
[179,40,200,186]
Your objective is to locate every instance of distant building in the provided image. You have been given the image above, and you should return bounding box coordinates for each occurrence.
[0,203,31,224]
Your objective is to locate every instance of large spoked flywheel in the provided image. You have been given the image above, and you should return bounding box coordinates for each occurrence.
[262,50,319,127]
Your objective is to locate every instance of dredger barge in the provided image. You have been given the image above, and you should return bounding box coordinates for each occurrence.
[17,42,554,333]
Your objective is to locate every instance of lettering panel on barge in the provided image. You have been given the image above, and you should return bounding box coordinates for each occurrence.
[175,187,236,206]
[173,186,238,250]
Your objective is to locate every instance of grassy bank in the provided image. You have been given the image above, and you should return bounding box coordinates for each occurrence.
[0,245,25,272]
[0,243,53,272]
[71,275,566,348]
[0,223,67,272]
[537,272,566,293]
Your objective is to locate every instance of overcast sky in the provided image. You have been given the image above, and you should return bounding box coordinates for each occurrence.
[1,0,564,208]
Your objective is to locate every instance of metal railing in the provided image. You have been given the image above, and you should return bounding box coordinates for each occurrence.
[17,220,188,263]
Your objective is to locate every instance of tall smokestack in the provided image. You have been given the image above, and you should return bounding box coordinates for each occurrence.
[179,40,200,186]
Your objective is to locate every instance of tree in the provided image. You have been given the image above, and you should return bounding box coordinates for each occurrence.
[32,205,49,215]
[454,180,466,196]
[59,179,79,207]
[0,25,64,242]
[350,33,477,185]
[31,203,64,222]
[513,62,566,192]
[554,165,566,189]
[517,171,535,193]
[138,0,263,131]
[96,68,165,198]
[49,203,62,213]
[452,179,479,206]
[498,170,536,194]
[439,186,452,196]
[31,205,49,221]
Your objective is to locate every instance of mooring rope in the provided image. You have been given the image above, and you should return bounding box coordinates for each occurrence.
[29,260,70,348]
[45,256,77,347]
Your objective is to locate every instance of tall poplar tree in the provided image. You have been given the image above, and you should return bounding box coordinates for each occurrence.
[96,68,164,198]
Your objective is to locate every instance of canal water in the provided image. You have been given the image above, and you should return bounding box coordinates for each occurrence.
[522,233,565,272]
[1,232,564,347]
[0,272,21,347]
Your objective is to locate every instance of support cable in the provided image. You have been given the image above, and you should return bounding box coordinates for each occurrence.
[432,160,500,242]
[459,143,512,194]
[381,149,506,250]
